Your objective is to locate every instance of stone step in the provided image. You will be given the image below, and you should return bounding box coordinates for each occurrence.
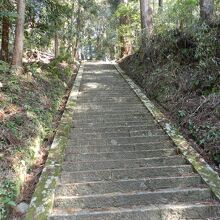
[81,87,131,90]
[69,136,170,147]
[73,109,150,114]
[71,129,165,139]
[66,142,174,153]
[71,130,166,139]
[77,100,141,105]
[56,175,203,196]
[62,156,186,172]
[72,115,154,123]
[64,149,176,162]
[81,78,126,81]
[53,188,212,210]
[77,97,140,103]
[80,82,130,85]
[73,121,157,129]
[78,90,136,94]
[81,89,133,93]
[74,108,148,113]
[76,103,145,107]
[73,118,155,125]
[80,82,135,86]
[60,165,194,183]
[50,203,220,220]
[74,105,147,111]
[71,125,161,134]
[72,112,153,119]
[77,96,143,101]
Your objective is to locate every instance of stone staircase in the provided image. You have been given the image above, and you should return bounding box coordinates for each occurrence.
[49,62,220,220]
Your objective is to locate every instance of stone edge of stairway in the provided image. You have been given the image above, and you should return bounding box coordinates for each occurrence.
[113,61,220,201]
[24,65,84,220]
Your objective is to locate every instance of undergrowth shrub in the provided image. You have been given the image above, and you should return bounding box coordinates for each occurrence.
[122,1,220,164]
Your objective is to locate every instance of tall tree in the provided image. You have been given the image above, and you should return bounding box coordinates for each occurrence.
[0,16,10,62]
[12,0,26,67]
[200,0,213,22]
[119,0,131,58]
[140,0,153,48]
[54,32,59,58]
[159,0,163,9]
[73,0,81,60]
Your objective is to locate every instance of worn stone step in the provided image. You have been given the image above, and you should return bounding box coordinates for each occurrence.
[81,78,126,81]
[79,90,135,94]
[74,112,153,119]
[72,124,160,133]
[75,102,145,107]
[77,96,143,101]
[56,175,203,197]
[60,165,193,183]
[72,131,130,139]
[62,156,186,171]
[73,118,155,125]
[78,101,141,105]
[74,107,147,113]
[77,96,139,100]
[69,136,170,147]
[73,115,154,123]
[81,85,128,88]
[72,112,153,119]
[81,83,131,86]
[73,109,150,114]
[53,188,212,210]
[64,149,176,162]
[50,203,220,220]
[81,91,136,95]
[73,121,157,129]
[76,103,145,107]
[71,130,166,140]
[77,97,140,103]
[130,129,166,137]
[81,86,131,89]
[74,105,147,111]
[66,142,174,153]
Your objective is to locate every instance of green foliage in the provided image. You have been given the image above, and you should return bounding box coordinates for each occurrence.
[112,1,140,54]
[0,11,17,18]
[193,24,218,65]
[154,0,199,32]
[0,180,17,220]
[0,54,77,217]
[0,61,10,73]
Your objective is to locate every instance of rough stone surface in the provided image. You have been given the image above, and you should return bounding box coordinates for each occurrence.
[26,62,220,219]
[15,202,29,214]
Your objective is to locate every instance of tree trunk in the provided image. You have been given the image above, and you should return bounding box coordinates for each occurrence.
[12,0,26,67]
[200,0,213,22]
[119,0,131,58]
[73,0,81,60]
[0,17,10,62]
[159,0,163,9]
[140,0,153,48]
[54,32,59,58]
[69,1,75,58]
